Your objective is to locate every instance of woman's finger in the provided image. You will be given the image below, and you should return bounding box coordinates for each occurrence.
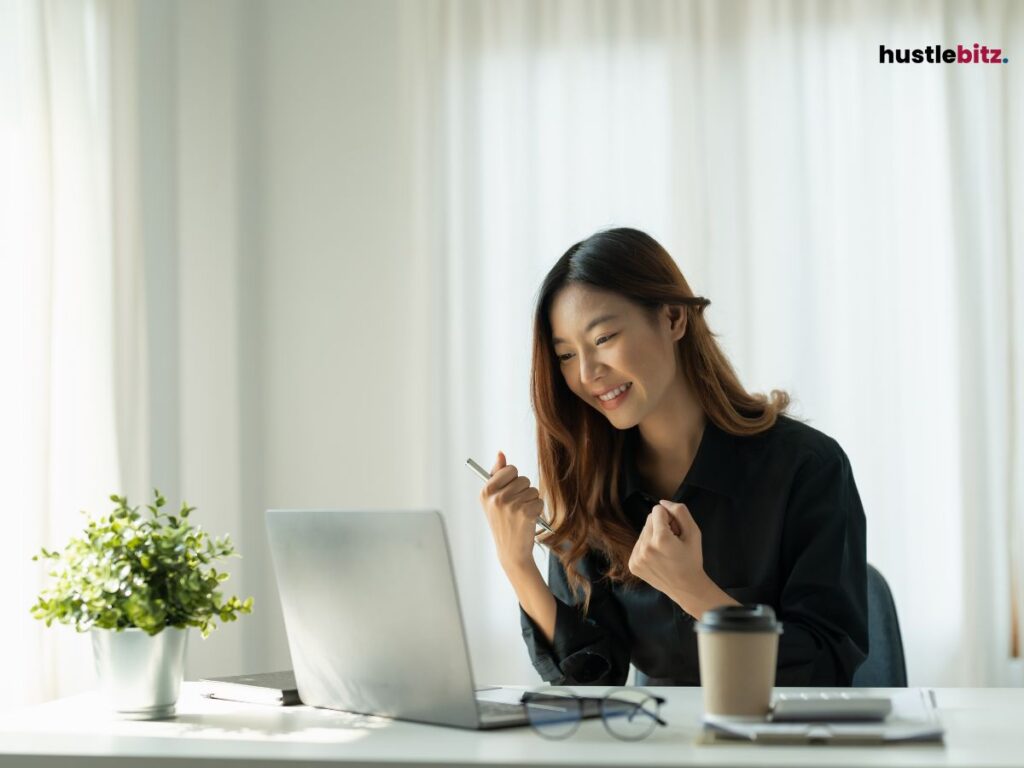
[484,463,518,495]
[490,451,507,475]
[523,486,540,501]
[651,505,671,540]
[660,499,692,536]
[501,476,530,499]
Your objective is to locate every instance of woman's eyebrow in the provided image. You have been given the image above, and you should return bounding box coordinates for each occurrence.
[552,313,619,345]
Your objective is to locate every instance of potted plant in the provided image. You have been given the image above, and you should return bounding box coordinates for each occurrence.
[31,490,253,719]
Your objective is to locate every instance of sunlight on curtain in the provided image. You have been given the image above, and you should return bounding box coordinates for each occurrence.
[0,0,131,707]
[425,0,1023,686]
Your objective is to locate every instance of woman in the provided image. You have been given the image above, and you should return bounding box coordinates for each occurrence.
[479,228,868,687]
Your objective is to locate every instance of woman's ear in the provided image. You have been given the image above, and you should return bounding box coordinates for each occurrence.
[665,304,687,341]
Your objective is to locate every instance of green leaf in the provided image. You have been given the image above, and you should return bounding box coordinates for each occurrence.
[30,491,253,636]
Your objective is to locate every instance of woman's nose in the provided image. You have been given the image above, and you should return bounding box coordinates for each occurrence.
[578,351,604,385]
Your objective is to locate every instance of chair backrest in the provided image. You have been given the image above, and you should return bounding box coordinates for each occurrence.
[634,563,907,688]
[851,563,908,687]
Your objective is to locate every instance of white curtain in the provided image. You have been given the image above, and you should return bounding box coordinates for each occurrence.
[0,0,145,707]
[413,0,1024,686]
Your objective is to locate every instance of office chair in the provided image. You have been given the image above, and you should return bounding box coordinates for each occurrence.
[633,564,907,688]
[851,563,908,687]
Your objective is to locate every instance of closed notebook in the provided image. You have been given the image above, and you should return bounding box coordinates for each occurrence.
[199,670,301,706]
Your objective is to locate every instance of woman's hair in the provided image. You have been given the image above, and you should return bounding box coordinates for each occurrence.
[531,227,789,612]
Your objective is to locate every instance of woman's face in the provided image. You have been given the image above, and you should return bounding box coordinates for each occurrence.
[549,283,685,430]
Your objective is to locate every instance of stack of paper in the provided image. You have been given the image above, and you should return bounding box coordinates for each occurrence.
[702,689,944,745]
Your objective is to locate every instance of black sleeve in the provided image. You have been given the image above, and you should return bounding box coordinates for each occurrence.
[519,552,632,685]
[775,443,869,686]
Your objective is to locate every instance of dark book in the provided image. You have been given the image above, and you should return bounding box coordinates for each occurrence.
[198,670,301,706]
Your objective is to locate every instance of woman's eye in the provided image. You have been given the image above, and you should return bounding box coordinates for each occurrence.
[556,333,616,364]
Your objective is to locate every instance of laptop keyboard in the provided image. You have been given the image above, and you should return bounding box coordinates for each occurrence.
[477,699,526,719]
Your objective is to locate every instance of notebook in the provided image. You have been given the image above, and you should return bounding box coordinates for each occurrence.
[701,689,945,745]
[198,670,301,706]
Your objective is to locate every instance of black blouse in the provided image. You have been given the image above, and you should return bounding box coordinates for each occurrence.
[519,415,868,686]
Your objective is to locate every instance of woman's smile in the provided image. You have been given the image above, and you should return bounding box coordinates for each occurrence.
[596,381,633,408]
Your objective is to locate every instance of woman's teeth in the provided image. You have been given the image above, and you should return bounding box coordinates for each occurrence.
[599,382,632,401]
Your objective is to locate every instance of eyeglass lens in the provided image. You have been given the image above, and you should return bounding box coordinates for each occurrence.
[523,686,663,741]
[523,687,582,739]
[600,688,662,741]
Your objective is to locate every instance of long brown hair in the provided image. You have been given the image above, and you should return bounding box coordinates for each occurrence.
[531,228,789,612]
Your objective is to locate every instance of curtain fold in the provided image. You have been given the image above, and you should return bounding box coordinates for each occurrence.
[0,0,145,706]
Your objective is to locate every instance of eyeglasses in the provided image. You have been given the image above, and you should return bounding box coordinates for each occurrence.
[521,686,668,741]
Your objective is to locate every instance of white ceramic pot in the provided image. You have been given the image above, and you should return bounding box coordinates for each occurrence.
[91,626,188,719]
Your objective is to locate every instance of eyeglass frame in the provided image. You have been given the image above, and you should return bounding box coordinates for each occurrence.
[520,686,668,741]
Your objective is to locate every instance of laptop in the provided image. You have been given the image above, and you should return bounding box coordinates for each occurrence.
[265,509,597,730]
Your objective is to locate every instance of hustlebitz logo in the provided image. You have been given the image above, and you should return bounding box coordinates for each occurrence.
[880,44,1008,64]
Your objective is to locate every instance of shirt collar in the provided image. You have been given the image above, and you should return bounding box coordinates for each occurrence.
[620,419,745,502]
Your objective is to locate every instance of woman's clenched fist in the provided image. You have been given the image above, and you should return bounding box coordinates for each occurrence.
[479,451,545,574]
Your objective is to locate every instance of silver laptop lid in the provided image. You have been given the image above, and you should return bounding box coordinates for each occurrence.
[265,509,481,728]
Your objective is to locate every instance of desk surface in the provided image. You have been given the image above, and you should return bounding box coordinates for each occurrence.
[1,683,1022,768]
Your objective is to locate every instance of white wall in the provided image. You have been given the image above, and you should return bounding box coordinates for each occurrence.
[242,0,435,674]
[140,0,440,680]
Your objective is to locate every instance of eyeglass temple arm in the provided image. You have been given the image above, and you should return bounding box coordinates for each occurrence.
[625,696,668,727]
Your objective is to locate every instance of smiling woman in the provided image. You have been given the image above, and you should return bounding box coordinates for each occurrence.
[478,228,868,687]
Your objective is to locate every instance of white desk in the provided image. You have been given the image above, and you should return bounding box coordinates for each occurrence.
[1,683,1022,767]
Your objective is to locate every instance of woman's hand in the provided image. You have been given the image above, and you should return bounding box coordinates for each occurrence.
[628,499,720,615]
[479,451,544,575]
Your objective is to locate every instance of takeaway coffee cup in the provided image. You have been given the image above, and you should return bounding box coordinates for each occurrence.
[694,604,783,721]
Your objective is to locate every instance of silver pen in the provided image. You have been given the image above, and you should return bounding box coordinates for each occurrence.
[466,457,554,535]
